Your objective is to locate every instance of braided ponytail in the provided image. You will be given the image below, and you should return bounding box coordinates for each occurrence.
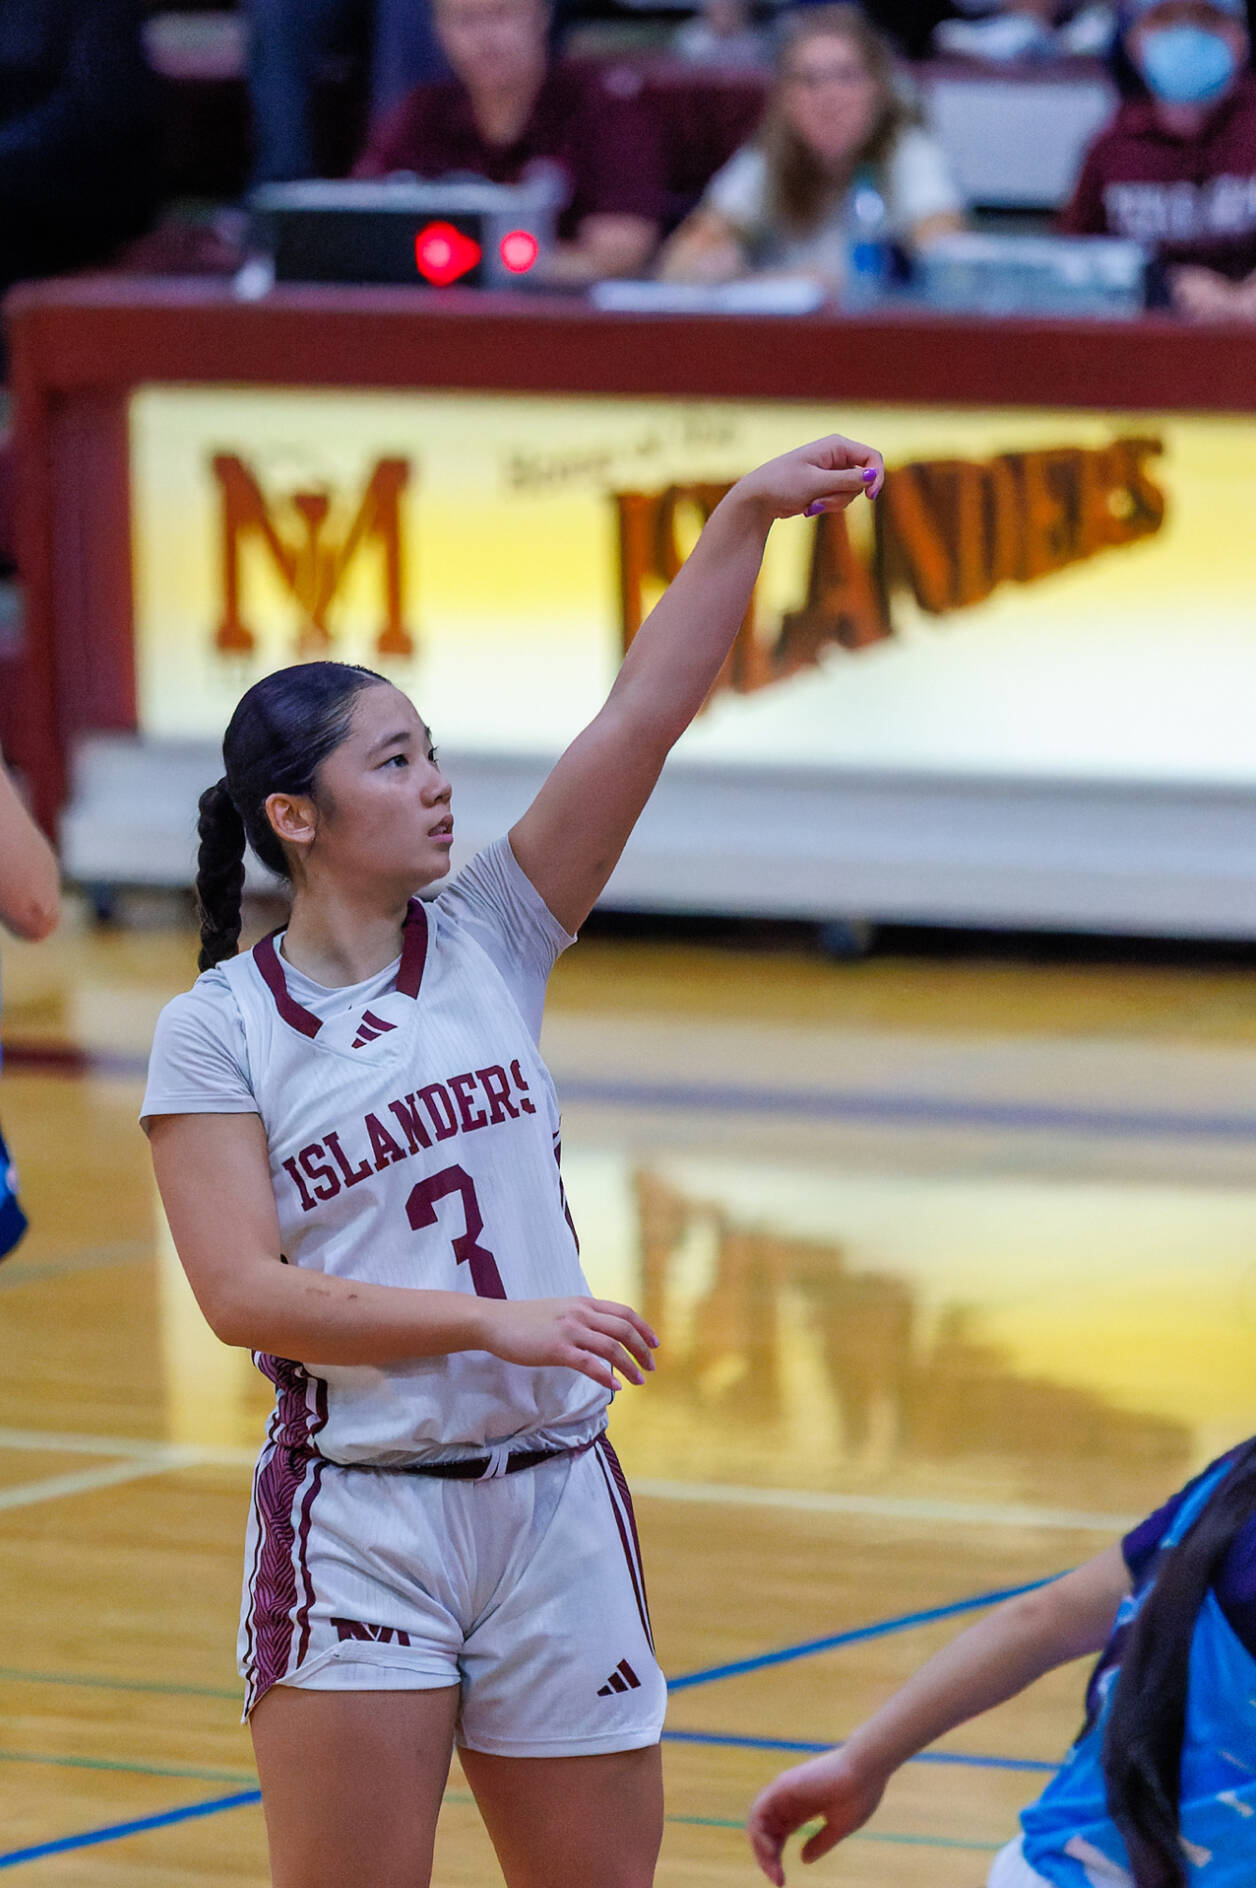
[1102,1438,1256,1887]
[194,661,386,974]
[196,779,247,971]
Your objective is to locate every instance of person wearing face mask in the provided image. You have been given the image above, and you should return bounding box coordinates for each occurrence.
[1059,0,1256,321]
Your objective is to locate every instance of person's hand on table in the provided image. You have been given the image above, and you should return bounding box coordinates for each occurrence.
[1170,266,1256,325]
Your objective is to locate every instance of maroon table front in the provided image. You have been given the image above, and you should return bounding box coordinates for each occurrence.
[7,274,1256,834]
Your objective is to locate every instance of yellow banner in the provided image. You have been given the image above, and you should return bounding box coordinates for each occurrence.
[131,388,1256,782]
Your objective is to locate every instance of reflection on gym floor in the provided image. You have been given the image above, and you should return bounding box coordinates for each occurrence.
[3,910,1256,1882]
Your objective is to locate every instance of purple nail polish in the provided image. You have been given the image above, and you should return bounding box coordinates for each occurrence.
[804,500,825,517]
[861,468,877,485]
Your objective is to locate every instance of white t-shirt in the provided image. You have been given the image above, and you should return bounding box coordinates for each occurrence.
[703,125,963,278]
[143,838,607,1467]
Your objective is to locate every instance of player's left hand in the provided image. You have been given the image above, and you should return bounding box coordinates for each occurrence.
[747,1749,886,1885]
[731,434,885,525]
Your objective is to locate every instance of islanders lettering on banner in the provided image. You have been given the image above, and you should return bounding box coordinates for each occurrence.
[612,434,1167,707]
[280,1058,537,1213]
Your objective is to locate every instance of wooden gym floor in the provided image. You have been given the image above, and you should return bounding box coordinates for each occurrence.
[3,900,1256,1884]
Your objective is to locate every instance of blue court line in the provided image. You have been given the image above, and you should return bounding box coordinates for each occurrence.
[562,1075,1256,1142]
[0,1790,262,1871]
[667,1576,1057,1692]
[0,1785,1001,1871]
[663,1729,1057,1775]
[0,1577,1058,1710]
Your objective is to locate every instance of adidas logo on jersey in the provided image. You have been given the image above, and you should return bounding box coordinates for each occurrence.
[597,1659,641,1698]
[351,1009,399,1050]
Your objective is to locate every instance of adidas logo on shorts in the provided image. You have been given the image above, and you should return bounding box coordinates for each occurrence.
[597,1659,641,1698]
[351,1009,399,1050]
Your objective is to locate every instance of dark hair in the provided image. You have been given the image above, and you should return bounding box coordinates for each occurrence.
[1102,1437,1256,1887]
[761,6,915,235]
[195,661,386,973]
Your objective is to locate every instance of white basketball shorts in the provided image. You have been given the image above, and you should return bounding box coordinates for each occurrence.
[237,1433,666,1757]
[987,1838,1054,1888]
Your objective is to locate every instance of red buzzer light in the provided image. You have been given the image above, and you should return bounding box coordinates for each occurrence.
[415,221,481,287]
[499,229,540,274]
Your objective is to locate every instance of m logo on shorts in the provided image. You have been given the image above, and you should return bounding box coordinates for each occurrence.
[332,1616,412,1646]
[596,1659,641,1697]
[351,1010,398,1050]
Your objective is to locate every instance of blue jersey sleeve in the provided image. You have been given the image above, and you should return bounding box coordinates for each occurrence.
[1122,1447,1256,1659]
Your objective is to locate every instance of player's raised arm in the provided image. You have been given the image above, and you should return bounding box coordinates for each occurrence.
[148,1111,656,1389]
[509,434,884,936]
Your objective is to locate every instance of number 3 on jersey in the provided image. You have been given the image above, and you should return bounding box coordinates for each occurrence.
[406,1165,506,1299]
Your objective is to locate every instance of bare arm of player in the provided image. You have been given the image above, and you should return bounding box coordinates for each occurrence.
[747,1544,1132,1886]
[0,754,59,941]
[148,1111,657,1389]
[508,434,884,936]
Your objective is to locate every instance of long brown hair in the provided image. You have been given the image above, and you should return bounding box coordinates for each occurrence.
[760,5,914,235]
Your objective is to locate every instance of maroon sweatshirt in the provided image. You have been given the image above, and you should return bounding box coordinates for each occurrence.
[354,61,663,243]
[1059,76,1256,278]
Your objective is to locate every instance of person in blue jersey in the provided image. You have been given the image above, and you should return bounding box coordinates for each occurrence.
[748,1441,1256,1887]
[0,751,60,1259]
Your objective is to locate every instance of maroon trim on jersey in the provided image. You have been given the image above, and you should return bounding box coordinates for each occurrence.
[397,898,429,999]
[595,1435,655,1655]
[253,931,322,1039]
[253,901,428,1039]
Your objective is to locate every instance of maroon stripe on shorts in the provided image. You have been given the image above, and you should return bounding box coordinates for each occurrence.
[244,1360,329,1706]
[293,1458,327,1667]
[247,1445,311,1703]
[292,1377,330,1667]
[595,1436,655,1655]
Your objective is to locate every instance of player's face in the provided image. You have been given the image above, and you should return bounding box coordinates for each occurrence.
[311,683,454,894]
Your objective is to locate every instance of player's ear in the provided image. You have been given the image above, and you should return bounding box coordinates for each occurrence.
[265,791,318,852]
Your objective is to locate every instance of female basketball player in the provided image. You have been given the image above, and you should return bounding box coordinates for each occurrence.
[142,433,884,1888]
[0,748,60,1259]
[748,1440,1256,1887]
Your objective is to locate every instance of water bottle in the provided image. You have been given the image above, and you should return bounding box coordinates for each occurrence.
[843,165,890,312]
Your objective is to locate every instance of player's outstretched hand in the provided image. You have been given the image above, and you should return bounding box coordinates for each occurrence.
[480,1296,659,1390]
[733,434,885,525]
[747,1750,886,1885]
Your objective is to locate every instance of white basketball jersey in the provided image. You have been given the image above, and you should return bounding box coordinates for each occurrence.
[214,897,609,1465]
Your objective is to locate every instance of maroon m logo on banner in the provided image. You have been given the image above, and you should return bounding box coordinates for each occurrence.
[211,454,415,660]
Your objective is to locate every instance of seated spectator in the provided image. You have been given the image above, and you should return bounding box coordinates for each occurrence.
[355,0,663,283]
[1060,0,1256,319]
[659,6,964,292]
[935,1,1118,59]
[0,0,157,303]
[247,0,452,185]
[673,0,772,70]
